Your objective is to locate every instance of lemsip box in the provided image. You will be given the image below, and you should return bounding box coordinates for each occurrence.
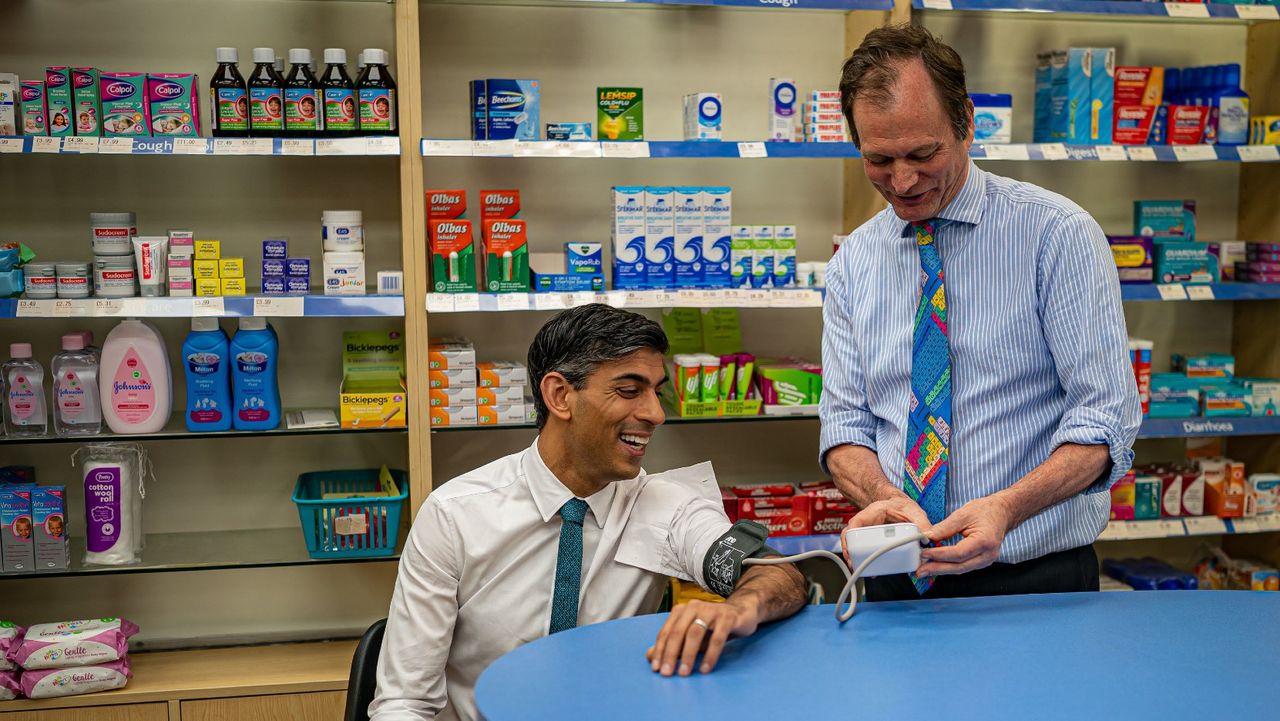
[611,186,647,289]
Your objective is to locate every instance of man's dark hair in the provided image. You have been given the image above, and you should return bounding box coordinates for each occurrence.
[527,304,669,429]
[839,23,970,148]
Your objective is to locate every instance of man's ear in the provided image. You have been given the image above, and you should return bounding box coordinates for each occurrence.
[540,372,574,425]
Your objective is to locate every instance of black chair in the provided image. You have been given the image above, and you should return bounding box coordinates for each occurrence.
[344,618,387,721]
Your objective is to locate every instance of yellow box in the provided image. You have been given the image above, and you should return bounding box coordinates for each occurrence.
[194,260,220,279]
[220,278,246,296]
[429,405,477,426]
[219,257,245,279]
[194,240,221,260]
[195,278,221,296]
[339,381,408,429]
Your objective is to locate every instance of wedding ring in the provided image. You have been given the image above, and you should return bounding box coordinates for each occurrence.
[693,618,709,630]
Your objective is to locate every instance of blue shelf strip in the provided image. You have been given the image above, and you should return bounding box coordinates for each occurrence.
[913,0,1279,20]
[1137,416,1280,439]
[1120,283,1280,301]
[0,136,401,156]
[0,295,405,318]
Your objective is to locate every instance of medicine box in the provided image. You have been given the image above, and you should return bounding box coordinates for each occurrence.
[644,187,675,289]
[731,225,754,289]
[31,486,68,572]
[147,73,201,137]
[286,276,310,294]
[1136,200,1196,240]
[482,219,530,293]
[1209,241,1247,281]
[701,187,732,289]
[261,278,285,295]
[1154,240,1217,284]
[1241,379,1280,416]
[1090,48,1115,144]
[262,239,287,259]
[430,405,477,426]
[597,87,643,141]
[428,337,476,370]
[218,258,244,279]
[429,369,477,389]
[71,67,100,136]
[339,330,407,430]
[0,485,35,574]
[1181,353,1235,379]
[1064,49,1093,144]
[100,72,149,137]
[478,385,525,406]
[532,244,604,293]
[0,73,18,136]
[683,93,722,141]
[430,219,478,293]
[480,189,520,221]
[750,226,775,289]
[611,186,647,290]
[323,252,365,296]
[195,240,221,259]
[262,259,285,277]
[1108,236,1154,283]
[1033,53,1052,143]
[1157,104,1209,145]
[220,278,246,296]
[196,278,220,296]
[45,67,73,137]
[546,122,592,141]
[469,80,487,140]
[427,189,467,220]
[429,387,477,407]
[1201,384,1251,417]
[478,361,528,387]
[194,260,220,279]
[673,187,705,288]
[479,403,527,426]
[772,226,797,289]
[477,79,539,141]
[768,78,797,142]
[20,80,47,136]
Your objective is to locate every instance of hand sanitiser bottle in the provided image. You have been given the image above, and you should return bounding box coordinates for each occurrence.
[4,343,48,437]
[183,317,232,432]
[100,319,172,434]
[52,333,102,436]
[230,317,281,431]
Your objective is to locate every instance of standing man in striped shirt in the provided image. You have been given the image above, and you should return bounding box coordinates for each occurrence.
[821,24,1142,601]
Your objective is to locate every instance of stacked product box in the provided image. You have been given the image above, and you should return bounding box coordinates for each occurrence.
[260,239,312,296]
[756,358,823,411]
[192,240,246,297]
[339,330,407,429]
[1,481,70,574]
[427,189,477,294]
[1034,48,1114,144]
[8,67,200,137]
[682,93,722,141]
[611,186,732,290]
[722,482,857,537]
[469,79,540,141]
[729,224,796,290]
[428,338,478,426]
[479,190,529,293]
[1145,352,1279,419]
[166,230,194,296]
[531,242,604,293]
[1242,242,1280,284]
[476,361,531,426]
[802,90,846,143]
[322,211,366,296]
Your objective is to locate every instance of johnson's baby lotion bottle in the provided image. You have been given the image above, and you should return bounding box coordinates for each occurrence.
[100,319,172,434]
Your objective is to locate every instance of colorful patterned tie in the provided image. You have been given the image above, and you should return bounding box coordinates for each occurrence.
[549,498,590,634]
[904,220,951,594]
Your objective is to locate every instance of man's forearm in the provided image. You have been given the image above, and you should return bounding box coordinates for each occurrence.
[827,444,906,508]
[992,442,1111,529]
[725,564,806,625]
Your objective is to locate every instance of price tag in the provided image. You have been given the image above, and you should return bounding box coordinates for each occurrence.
[1156,284,1188,301]
[245,138,273,155]
[745,290,772,307]
[366,136,400,155]
[798,290,825,307]
[1187,285,1215,301]
[1095,145,1127,161]
[452,293,481,312]
[1164,2,1209,17]
[737,142,768,158]
[1184,516,1228,535]
[558,141,601,158]
[1231,517,1263,534]
[1173,144,1216,162]
[718,289,743,307]
[1256,514,1280,531]
[317,138,366,155]
[191,297,225,316]
[213,138,247,155]
[32,136,61,153]
[769,290,803,308]
[422,139,474,157]
[92,298,124,316]
[473,140,516,157]
[1154,519,1186,537]
[496,293,530,311]
[515,141,553,157]
[601,291,627,308]
[1238,145,1280,163]
[0,138,23,153]
[99,137,134,154]
[253,296,304,316]
[281,139,314,156]
[51,299,74,317]
[601,142,650,158]
[533,293,568,311]
[173,138,209,155]
[68,300,94,316]
[626,290,660,307]
[1236,4,1279,19]
[677,289,708,307]
[426,294,456,313]
[981,144,1030,160]
[59,136,98,154]
[921,0,953,7]
[651,290,678,307]
[570,291,596,308]
[1037,143,1069,161]
[1126,146,1158,162]
[15,299,44,317]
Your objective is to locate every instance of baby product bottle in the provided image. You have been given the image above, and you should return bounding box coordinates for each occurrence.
[230,317,281,431]
[320,48,357,138]
[248,47,285,137]
[356,48,397,136]
[52,333,102,436]
[183,317,232,432]
[100,319,172,434]
[210,47,248,138]
[3,343,48,437]
[284,48,324,136]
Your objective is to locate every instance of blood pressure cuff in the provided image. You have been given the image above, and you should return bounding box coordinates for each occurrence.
[702,520,780,598]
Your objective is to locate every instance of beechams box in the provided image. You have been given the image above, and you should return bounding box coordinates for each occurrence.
[481,79,539,141]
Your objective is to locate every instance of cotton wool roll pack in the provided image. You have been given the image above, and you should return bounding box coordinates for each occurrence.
[75,444,148,566]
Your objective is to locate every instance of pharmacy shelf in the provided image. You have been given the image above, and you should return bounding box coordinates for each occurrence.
[1138,416,1280,439]
[0,295,405,319]
[913,0,1280,21]
[0,136,401,156]
[422,139,1280,163]
[0,409,406,446]
[431,408,819,433]
[426,288,823,313]
[1121,283,1280,302]
[0,528,402,581]
[420,0,893,11]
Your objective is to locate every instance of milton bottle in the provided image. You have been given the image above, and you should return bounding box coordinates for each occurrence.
[248,47,285,137]
[320,48,357,138]
[357,48,397,137]
[284,48,324,136]
[230,317,281,431]
[209,47,248,138]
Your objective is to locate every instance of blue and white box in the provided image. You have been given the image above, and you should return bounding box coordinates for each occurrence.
[262,277,286,295]
[567,242,602,275]
[1033,53,1052,143]
[546,122,591,141]
[644,187,675,289]
[731,225,753,289]
[1091,48,1115,144]
[1048,50,1069,142]
[751,225,775,289]
[469,80,488,140]
[683,93,722,141]
[971,94,1012,144]
[773,225,797,288]
[611,186,647,290]
[673,187,704,287]
[262,258,285,277]
[768,78,797,142]
[479,79,539,141]
[701,187,732,288]
[1066,48,1094,144]
[262,239,287,260]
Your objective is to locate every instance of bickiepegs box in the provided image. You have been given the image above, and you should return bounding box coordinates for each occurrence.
[71,67,101,136]
[45,67,74,137]
[19,80,47,136]
[701,187,732,289]
[147,73,201,137]
[482,219,530,293]
[480,79,539,141]
[598,87,643,141]
[430,219,477,293]
[100,72,149,136]
[1135,200,1195,240]
[673,187,705,288]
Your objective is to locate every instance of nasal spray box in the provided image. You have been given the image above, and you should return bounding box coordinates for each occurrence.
[340,330,407,429]
[71,67,101,135]
[673,187,705,287]
[598,87,643,140]
[611,186,647,289]
[477,79,539,140]
[1061,48,1114,144]
[751,225,775,288]
[683,93,722,141]
[19,80,47,135]
[701,187,733,288]
[768,78,798,141]
[427,188,476,293]
[45,67,73,137]
[773,225,797,288]
[1047,51,1068,141]
[731,225,754,288]
[147,73,200,137]
[645,186,676,288]
[100,72,149,136]
[1091,48,1115,144]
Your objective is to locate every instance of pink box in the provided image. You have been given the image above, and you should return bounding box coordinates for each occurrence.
[100,72,149,136]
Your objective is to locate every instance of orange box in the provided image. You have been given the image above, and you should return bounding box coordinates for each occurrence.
[428,337,475,371]
[428,369,477,389]
[477,361,528,387]
[478,403,527,426]
[479,189,520,221]
[429,405,476,426]
[426,189,467,221]
[429,387,476,407]
[477,386,524,406]
[1204,459,1246,518]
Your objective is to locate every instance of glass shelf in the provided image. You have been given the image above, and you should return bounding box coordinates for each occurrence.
[432,410,818,432]
[0,410,406,446]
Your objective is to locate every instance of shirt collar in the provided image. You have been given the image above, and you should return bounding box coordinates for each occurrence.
[898,160,987,237]
[524,437,618,529]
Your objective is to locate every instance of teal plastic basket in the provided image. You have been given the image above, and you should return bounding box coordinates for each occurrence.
[292,468,409,559]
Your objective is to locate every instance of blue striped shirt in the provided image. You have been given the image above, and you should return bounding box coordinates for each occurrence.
[819,162,1142,564]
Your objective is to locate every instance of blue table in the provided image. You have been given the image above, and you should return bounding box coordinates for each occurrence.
[477,591,1278,720]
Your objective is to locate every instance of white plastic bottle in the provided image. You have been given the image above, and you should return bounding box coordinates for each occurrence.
[52,333,103,436]
[100,319,173,434]
[3,343,49,437]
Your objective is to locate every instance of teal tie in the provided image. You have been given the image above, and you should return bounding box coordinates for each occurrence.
[549,498,589,634]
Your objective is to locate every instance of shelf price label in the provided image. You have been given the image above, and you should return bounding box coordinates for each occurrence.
[51,299,74,317]
[472,140,516,157]
[981,144,1030,160]
[495,293,530,311]
[1173,145,1216,162]
[92,299,125,316]
[1238,145,1280,163]
[366,137,400,155]
[1156,284,1188,301]
[1126,146,1158,162]
[737,142,767,158]
[15,299,44,317]
[745,290,772,307]
[280,139,314,156]
[599,291,627,308]
[0,138,23,153]
[1236,4,1279,19]
[426,294,457,313]
[1183,516,1228,535]
[601,142,650,158]
[32,136,61,153]
[317,138,366,155]
[625,290,659,307]
[1096,145,1128,161]
[1164,2,1209,17]
[1186,285,1215,301]
[173,138,210,155]
[99,137,134,154]
[214,139,247,155]
[253,296,304,317]
[191,297,225,316]
[451,293,481,312]
[532,293,568,311]
[422,139,474,157]
[569,291,596,308]
[1037,143,1069,161]
[921,0,954,8]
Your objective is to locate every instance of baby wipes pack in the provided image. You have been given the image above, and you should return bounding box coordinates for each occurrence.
[8,618,138,670]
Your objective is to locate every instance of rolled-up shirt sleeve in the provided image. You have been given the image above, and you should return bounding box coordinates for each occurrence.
[369,497,462,721]
[1037,211,1143,493]
[819,249,880,474]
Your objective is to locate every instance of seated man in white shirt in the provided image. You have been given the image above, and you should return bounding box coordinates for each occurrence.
[369,304,807,721]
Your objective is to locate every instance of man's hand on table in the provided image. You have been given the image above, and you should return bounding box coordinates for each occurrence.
[646,597,759,677]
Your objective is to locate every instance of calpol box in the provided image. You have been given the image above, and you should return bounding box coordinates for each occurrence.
[147,73,200,137]
[19,80,47,135]
[597,87,644,141]
[45,67,74,137]
[71,67,101,136]
[482,219,529,293]
[100,72,149,136]
[339,331,407,429]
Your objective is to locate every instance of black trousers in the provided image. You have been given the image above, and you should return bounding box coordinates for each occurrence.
[864,544,1099,602]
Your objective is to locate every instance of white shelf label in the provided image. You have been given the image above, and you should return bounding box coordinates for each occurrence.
[677,289,709,307]
[317,138,366,155]
[1187,285,1215,301]
[1255,514,1280,531]
[1164,2,1209,17]
[1038,143,1069,161]
[532,293,568,311]
[745,290,772,307]
[651,290,678,307]
[422,139,474,157]
[1096,145,1128,161]
[626,290,660,307]
[982,144,1030,160]
[451,293,481,312]
[253,296,304,316]
[600,291,627,308]
[559,141,601,158]
[495,293,530,311]
[69,300,94,316]
[1173,144,1216,162]
[570,291,596,308]
[473,140,516,157]
[1126,146,1158,162]
[1238,145,1280,163]
[0,138,23,153]
[92,299,124,316]
[737,142,767,158]
[922,0,953,7]
[245,138,273,155]
[173,138,209,155]
[1153,519,1186,537]
[1184,516,1228,535]
[515,141,553,157]
[601,142,650,158]
[1157,284,1188,301]
[51,299,74,317]
[32,136,61,153]
[426,294,456,313]
[214,138,247,155]
[719,289,744,307]
[1236,4,1279,19]
[281,139,314,156]
[797,290,825,307]
[99,137,134,154]
[61,136,99,154]
[15,299,44,317]
[366,136,400,155]
[1231,517,1263,534]
[191,297,225,316]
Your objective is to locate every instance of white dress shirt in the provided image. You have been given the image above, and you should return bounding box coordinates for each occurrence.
[369,439,732,721]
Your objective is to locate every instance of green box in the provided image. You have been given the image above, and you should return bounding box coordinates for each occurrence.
[597,87,643,141]
[483,219,530,293]
[430,219,478,293]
